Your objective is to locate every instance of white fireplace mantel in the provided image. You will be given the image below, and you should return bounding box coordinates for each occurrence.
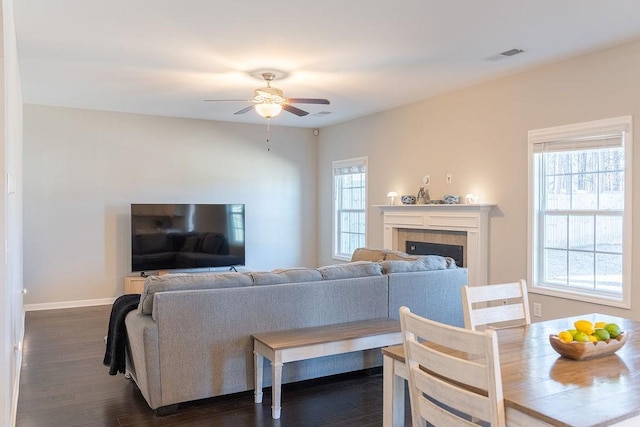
[375,203,496,286]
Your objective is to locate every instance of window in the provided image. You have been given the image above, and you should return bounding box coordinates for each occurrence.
[528,116,632,308]
[333,157,367,260]
[228,204,245,245]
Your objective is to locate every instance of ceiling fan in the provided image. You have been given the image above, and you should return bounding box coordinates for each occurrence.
[204,72,330,119]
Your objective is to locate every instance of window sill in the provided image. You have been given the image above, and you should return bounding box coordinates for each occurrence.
[529,285,630,309]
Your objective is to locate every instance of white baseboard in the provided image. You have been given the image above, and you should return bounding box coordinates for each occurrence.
[24,297,117,312]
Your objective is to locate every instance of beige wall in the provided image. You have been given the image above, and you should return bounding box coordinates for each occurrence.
[318,39,640,321]
[23,106,318,307]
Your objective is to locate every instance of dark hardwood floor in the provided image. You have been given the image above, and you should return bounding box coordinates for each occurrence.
[16,305,411,426]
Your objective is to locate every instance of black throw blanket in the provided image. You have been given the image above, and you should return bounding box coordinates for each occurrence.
[103,294,141,376]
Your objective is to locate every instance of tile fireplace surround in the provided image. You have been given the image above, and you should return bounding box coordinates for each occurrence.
[375,203,495,286]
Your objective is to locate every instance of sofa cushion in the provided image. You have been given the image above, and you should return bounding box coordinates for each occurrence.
[350,247,387,262]
[139,272,252,314]
[317,261,382,280]
[250,272,288,286]
[180,235,200,252]
[250,268,323,286]
[200,233,225,254]
[380,255,450,274]
[273,268,324,283]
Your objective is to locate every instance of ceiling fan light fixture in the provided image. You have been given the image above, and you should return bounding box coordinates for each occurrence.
[255,102,283,118]
[254,87,285,103]
[205,71,329,119]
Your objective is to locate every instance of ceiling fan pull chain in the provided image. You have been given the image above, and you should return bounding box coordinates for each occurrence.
[266,119,271,151]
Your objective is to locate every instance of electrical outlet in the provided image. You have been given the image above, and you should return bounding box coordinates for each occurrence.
[533,303,542,318]
[446,173,452,184]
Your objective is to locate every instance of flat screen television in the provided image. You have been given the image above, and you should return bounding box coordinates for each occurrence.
[131,203,245,273]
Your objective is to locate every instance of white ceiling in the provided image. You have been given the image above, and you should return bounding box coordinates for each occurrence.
[13,1,640,128]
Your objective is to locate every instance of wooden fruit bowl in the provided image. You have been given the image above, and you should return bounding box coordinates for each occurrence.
[549,331,628,361]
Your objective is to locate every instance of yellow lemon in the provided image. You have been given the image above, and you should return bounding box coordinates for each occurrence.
[595,321,607,329]
[558,331,573,343]
[574,320,595,335]
[587,335,598,343]
[573,331,590,342]
[605,323,622,338]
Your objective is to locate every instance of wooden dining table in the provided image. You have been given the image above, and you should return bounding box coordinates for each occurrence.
[382,313,640,427]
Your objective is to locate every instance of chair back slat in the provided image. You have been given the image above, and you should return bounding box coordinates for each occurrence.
[406,336,489,391]
[462,279,531,331]
[400,306,506,427]
[470,304,527,328]
[402,308,487,354]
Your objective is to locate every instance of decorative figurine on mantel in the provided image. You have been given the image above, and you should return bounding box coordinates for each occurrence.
[416,187,430,204]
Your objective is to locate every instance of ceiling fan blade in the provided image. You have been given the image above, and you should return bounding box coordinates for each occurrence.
[286,98,330,105]
[203,99,250,102]
[282,104,309,117]
[234,106,255,115]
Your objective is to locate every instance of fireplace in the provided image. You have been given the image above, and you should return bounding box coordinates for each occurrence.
[376,203,495,286]
[406,241,464,268]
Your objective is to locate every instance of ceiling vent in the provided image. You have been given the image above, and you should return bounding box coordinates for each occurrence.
[486,48,525,62]
[500,48,525,57]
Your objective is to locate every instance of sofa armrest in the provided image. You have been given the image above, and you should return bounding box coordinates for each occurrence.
[125,312,163,409]
[388,268,467,327]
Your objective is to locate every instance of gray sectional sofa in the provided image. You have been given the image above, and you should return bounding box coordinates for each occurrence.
[124,248,468,413]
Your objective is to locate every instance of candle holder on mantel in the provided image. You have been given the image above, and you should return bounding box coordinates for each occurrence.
[386,191,398,205]
[465,193,480,204]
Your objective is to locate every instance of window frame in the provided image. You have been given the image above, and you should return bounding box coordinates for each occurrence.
[527,116,633,308]
[332,157,368,261]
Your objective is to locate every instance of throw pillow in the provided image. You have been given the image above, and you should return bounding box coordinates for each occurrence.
[350,247,386,262]
[250,268,323,286]
[249,272,286,286]
[317,261,383,280]
[272,268,323,283]
[383,250,420,261]
[380,255,449,274]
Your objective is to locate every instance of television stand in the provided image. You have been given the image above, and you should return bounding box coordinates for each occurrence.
[124,276,146,294]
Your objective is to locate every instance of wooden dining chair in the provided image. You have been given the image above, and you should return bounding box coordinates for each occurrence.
[399,306,505,427]
[461,279,531,331]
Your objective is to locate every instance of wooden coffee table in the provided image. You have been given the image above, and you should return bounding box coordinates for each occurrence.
[252,318,402,419]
